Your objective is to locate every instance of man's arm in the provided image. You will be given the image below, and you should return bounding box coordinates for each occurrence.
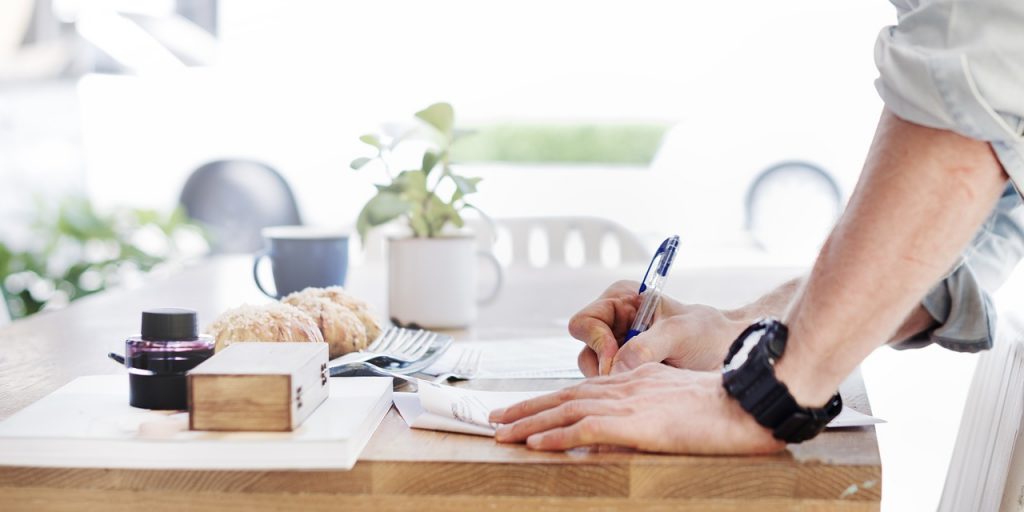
[725,277,937,345]
[775,110,1008,407]
[490,110,1010,454]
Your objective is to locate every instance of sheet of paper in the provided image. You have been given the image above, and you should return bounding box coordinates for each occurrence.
[393,380,883,437]
[828,405,886,428]
[394,381,545,437]
[423,337,585,379]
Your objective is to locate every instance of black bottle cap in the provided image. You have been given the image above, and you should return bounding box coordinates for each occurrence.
[141,308,198,341]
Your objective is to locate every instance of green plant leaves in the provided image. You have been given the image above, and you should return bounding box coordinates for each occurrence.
[350,157,372,170]
[451,175,482,202]
[415,102,454,138]
[352,102,486,240]
[421,151,443,176]
[359,134,382,149]
[355,191,410,241]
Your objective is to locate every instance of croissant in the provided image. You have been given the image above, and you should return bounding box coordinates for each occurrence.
[285,286,382,343]
[282,293,368,358]
[206,303,324,353]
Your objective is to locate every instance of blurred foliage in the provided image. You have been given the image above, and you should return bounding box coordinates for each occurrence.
[0,197,208,320]
[351,102,487,240]
[450,123,669,165]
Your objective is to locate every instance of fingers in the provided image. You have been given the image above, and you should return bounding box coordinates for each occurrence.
[494,398,629,443]
[526,416,640,451]
[568,293,641,375]
[490,381,619,424]
[577,347,599,377]
[610,320,682,373]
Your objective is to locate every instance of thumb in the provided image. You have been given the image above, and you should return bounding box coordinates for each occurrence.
[611,323,679,373]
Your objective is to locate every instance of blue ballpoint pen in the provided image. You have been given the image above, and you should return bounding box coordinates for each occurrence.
[623,235,679,343]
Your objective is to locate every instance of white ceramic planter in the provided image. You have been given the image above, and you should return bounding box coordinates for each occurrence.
[387,235,502,329]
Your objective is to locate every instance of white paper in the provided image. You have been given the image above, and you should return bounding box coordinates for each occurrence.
[394,380,882,437]
[827,405,886,428]
[423,337,585,379]
[394,381,545,437]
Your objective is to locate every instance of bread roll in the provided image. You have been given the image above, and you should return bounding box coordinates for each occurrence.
[206,303,324,353]
[282,293,368,358]
[286,286,382,342]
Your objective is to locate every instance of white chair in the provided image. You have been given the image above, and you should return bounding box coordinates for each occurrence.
[470,216,649,268]
[939,313,1024,512]
[358,216,649,269]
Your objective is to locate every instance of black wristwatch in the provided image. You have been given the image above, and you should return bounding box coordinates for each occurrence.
[721,318,842,443]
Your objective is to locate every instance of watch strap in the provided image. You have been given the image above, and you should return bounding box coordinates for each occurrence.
[722,320,843,443]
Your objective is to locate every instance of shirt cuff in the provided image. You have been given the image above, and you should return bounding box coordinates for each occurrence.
[893,263,997,353]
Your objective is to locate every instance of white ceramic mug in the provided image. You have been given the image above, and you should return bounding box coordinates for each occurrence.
[387,235,503,329]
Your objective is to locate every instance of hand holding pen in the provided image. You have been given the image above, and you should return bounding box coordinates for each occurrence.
[568,236,679,375]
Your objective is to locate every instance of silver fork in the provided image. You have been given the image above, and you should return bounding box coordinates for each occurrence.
[432,349,483,383]
[330,327,437,366]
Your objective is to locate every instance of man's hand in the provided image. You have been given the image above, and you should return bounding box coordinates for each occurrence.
[568,281,745,376]
[489,363,784,454]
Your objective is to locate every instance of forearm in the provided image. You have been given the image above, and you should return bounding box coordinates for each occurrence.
[727,278,937,345]
[775,110,1008,406]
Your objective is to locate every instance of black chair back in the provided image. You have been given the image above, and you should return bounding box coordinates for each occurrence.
[179,160,302,253]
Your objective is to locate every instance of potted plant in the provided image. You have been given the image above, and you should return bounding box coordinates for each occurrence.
[350,102,502,328]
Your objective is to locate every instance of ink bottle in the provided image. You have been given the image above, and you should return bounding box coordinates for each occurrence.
[123,308,215,410]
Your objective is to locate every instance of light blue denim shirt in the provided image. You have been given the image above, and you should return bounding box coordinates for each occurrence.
[876,0,1024,351]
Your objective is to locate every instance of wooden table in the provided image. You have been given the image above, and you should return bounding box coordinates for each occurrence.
[0,256,881,511]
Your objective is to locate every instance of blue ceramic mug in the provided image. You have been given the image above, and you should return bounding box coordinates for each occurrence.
[252,226,349,298]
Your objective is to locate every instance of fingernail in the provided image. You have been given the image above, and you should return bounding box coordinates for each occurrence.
[526,434,544,449]
[495,425,511,441]
[489,408,506,422]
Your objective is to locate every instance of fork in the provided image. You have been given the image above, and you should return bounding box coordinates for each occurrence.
[432,349,483,383]
[329,327,438,366]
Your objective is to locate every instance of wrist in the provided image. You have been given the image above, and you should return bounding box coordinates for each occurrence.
[721,319,842,443]
[772,335,846,407]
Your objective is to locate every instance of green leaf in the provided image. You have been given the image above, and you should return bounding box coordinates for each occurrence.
[350,157,372,170]
[451,175,482,196]
[421,151,443,176]
[355,191,410,241]
[422,195,464,236]
[359,134,382,149]
[393,170,428,201]
[415,102,454,137]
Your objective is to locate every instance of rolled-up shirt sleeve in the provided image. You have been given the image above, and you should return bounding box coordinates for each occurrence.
[875,0,1024,194]
[894,185,1024,351]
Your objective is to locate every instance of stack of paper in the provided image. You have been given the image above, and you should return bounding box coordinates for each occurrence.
[423,337,585,379]
[940,319,1024,512]
[0,375,392,470]
[395,379,882,438]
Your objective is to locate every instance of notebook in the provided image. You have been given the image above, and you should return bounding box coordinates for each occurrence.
[939,317,1024,512]
[0,374,392,470]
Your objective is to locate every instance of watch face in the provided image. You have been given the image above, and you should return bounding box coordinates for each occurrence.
[722,326,764,373]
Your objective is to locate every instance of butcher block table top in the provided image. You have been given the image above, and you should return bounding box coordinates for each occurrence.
[0,256,880,511]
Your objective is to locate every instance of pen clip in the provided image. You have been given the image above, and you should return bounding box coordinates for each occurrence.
[638,236,679,294]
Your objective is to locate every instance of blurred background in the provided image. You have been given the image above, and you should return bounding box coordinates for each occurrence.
[1,1,1017,510]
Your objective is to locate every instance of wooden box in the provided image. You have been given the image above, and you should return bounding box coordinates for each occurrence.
[188,342,329,432]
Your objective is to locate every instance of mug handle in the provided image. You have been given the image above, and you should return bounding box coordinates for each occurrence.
[252,250,277,298]
[477,250,504,305]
